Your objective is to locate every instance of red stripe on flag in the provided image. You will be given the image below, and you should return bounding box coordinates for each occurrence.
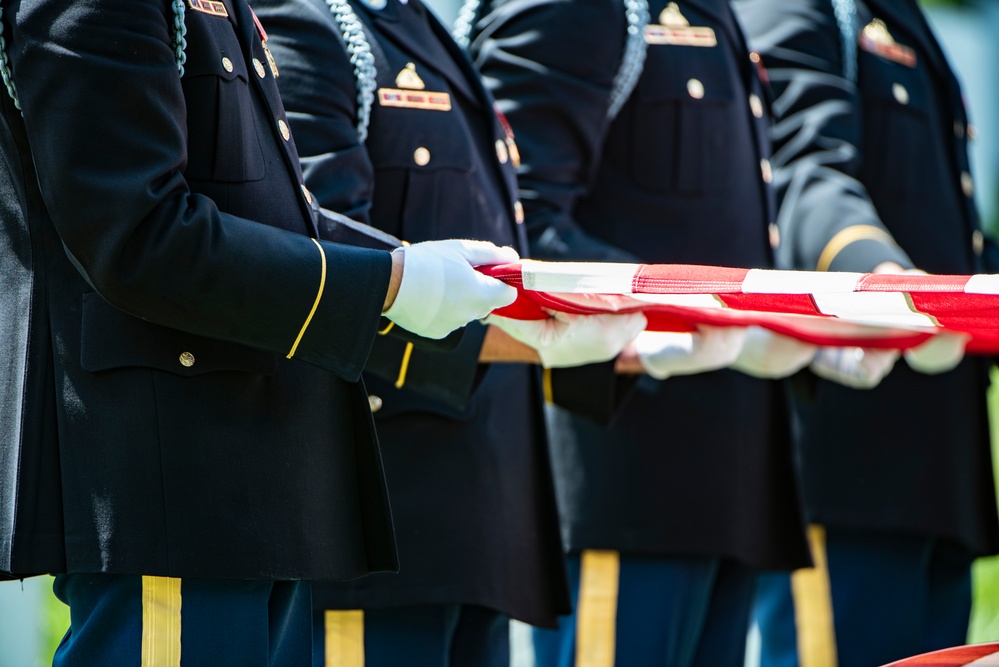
[882,642,999,666]
[633,264,750,294]
[719,294,824,316]
[857,273,972,292]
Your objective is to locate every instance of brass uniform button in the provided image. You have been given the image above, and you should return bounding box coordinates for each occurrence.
[508,139,521,168]
[278,119,291,141]
[892,83,909,105]
[968,123,978,141]
[301,184,313,205]
[368,394,383,413]
[413,147,431,166]
[769,222,780,249]
[961,171,974,197]
[687,78,705,100]
[221,57,234,73]
[954,121,965,139]
[514,200,525,224]
[179,351,195,368]
[973,229,984,256]
[749,94,764,119]
[495,139,509,164]
[253,58,267,79]
[760,158,773,184]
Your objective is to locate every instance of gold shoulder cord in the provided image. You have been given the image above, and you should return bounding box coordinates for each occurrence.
[287,238,328,358]
[542,367,555,404]
[394,342,414,389]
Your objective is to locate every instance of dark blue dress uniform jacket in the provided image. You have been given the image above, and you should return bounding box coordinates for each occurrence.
[253,0,570,626]
[470,0,810,570]
[0,0,403,580]
[734,0,999,556]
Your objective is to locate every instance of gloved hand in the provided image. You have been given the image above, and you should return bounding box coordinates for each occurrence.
[634,326,747,379]
[730,327,817,379]
[384,239,519,339]
[903,332,969,375]
[486,311,648,368]
[810,346,899,389]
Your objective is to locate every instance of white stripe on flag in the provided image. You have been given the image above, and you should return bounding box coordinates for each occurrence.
[812,292,939,328]
[742,270,863,294]
[631,293,726,308]
[966,652,999,666]
[520,260,642,294]
[964,275,999,294]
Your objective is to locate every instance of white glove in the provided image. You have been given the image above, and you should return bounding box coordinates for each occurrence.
[384,239,519,339]
[730,327,817,379]
[810,346,899,389]
[903,332,969,375]
[487,311,648,368]
[634,326,747,379]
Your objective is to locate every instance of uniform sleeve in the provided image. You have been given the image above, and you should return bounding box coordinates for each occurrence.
[256,0,482,409]
[734,0,912,272]
[12,0,391,380]
[470,0,639,263]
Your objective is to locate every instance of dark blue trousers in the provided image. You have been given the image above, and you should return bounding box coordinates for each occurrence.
[52,574,311,667]
[532,551,756,667]
[313,604,510,667]
[753,526,973,667]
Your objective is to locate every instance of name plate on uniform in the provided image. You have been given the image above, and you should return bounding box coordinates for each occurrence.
[378,88,452,112]
[859,18,916,67]
[644,24,717,47]
[644,2,716,47]
[188,0,229,18]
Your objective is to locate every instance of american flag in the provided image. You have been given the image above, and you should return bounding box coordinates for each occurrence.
[882,643,999,666]
[479,261,999,353]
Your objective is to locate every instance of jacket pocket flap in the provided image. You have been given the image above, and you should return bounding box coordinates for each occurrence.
[81,293,277,376]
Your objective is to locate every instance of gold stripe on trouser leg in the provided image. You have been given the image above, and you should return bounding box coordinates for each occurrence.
[576,549,620,667]
[141,576,182,667]
[325,610,364,667]
[542,368,554,405]
[791,525,838,667]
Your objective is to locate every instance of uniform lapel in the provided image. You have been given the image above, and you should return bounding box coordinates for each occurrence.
[425,4,498,113]
[359,0,483,108]
[225,0,319,236]
[678,0,739,51]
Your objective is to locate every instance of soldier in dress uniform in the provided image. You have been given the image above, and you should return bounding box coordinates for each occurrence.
[250,0,648,664]
[734,0,999,664]
[0,0,525,664]
[464,1,827,664]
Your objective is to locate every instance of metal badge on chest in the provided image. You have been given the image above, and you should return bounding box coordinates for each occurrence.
[378,63,452,111]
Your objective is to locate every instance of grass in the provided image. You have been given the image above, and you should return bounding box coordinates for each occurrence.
[968,369,999,643]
